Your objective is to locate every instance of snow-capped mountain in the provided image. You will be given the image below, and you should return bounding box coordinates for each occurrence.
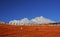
[9,16,55,25]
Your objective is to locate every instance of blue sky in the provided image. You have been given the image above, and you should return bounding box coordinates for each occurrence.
[0,0,60,23]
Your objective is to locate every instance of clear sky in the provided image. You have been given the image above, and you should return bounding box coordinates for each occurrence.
[0,0,60,23]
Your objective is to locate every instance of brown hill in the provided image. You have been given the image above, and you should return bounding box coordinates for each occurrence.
[0,23,60,37]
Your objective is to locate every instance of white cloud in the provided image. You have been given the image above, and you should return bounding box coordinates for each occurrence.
[9,16,55,25]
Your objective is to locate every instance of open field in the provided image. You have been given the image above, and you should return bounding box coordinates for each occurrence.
[0,23,60,37]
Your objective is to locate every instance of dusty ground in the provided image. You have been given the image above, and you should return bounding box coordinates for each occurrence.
[0,23,60,37]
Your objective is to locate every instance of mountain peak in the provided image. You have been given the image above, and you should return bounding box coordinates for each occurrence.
[9,16,55,25]
[40,16,44,18]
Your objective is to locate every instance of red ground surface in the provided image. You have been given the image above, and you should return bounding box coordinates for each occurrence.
[0,23,60,37]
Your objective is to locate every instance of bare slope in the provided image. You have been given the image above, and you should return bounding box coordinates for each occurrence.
[0,23,60,37]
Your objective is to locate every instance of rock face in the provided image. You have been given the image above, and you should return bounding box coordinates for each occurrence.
[0,23,60,37]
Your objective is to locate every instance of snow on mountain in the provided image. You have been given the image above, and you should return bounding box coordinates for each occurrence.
[9,16,55,25]
[31,16,55,24]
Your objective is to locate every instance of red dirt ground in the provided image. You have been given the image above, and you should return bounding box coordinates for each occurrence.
[0,23,60,37]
